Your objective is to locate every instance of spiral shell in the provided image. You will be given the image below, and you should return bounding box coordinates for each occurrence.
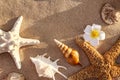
[54,39,82,66]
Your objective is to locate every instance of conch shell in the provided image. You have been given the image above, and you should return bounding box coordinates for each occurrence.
[54,39,82,66]
[30,53,67,80]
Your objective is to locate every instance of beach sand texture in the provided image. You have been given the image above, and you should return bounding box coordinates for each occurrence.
[0,0,120,80]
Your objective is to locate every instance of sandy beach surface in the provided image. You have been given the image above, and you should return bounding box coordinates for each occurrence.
[0,0,120,80]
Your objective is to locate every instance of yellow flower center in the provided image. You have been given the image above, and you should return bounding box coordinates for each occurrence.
[90,30,99,38]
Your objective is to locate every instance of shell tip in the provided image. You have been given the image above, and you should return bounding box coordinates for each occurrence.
[54,39,57,43]
[30,57,34,61]
[54,39,61,45]
[79,62,83,67]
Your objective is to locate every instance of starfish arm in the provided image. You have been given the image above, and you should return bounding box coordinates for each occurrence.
[9,47,21,69]
[19,38,40,47]
[0,48,7,53]
[0,43,8,54]
[104,37,120,65]
[98,73,112,80]
[0,31,8,53]
[0,29,6,35]
[111,66,120,78]
[68,66,100,80]
[10,16,23,34]
[76,37,104,66]
[0,30,7,42]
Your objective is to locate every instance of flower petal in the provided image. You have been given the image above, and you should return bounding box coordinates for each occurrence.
[83,34,91,42]
[90,39,99,46]
[84,25,92,34]
[99,31,105,40]
[92,24,101,31]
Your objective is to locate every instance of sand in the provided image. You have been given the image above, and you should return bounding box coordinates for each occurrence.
[0,0,120,80]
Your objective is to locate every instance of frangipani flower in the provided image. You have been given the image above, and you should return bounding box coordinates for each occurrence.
[83,24,105,46]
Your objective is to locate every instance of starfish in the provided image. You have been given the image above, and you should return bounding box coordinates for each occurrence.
[0,16,40,69]
[68,36,120,80]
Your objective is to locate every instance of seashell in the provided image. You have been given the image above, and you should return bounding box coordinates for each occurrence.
[7,72,25,80]
[30,53,67,80]
[54,39,82,66]
[101,3,120,24]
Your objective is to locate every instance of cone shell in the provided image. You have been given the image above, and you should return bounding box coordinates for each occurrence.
[54,39,81,65]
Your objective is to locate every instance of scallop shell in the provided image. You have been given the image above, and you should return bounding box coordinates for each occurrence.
[54,39,82,66]
[30,53,67,80]
[7,72,25,80]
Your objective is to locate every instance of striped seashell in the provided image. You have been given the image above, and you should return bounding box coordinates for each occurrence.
[54,39,82,66]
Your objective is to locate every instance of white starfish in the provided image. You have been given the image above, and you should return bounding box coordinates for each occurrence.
[0,16,40,69]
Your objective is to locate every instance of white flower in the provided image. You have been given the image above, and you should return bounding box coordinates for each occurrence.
[83,24,105,46]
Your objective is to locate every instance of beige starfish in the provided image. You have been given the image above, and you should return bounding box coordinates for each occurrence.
[0,16,40,69]
[68,36,120,80]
